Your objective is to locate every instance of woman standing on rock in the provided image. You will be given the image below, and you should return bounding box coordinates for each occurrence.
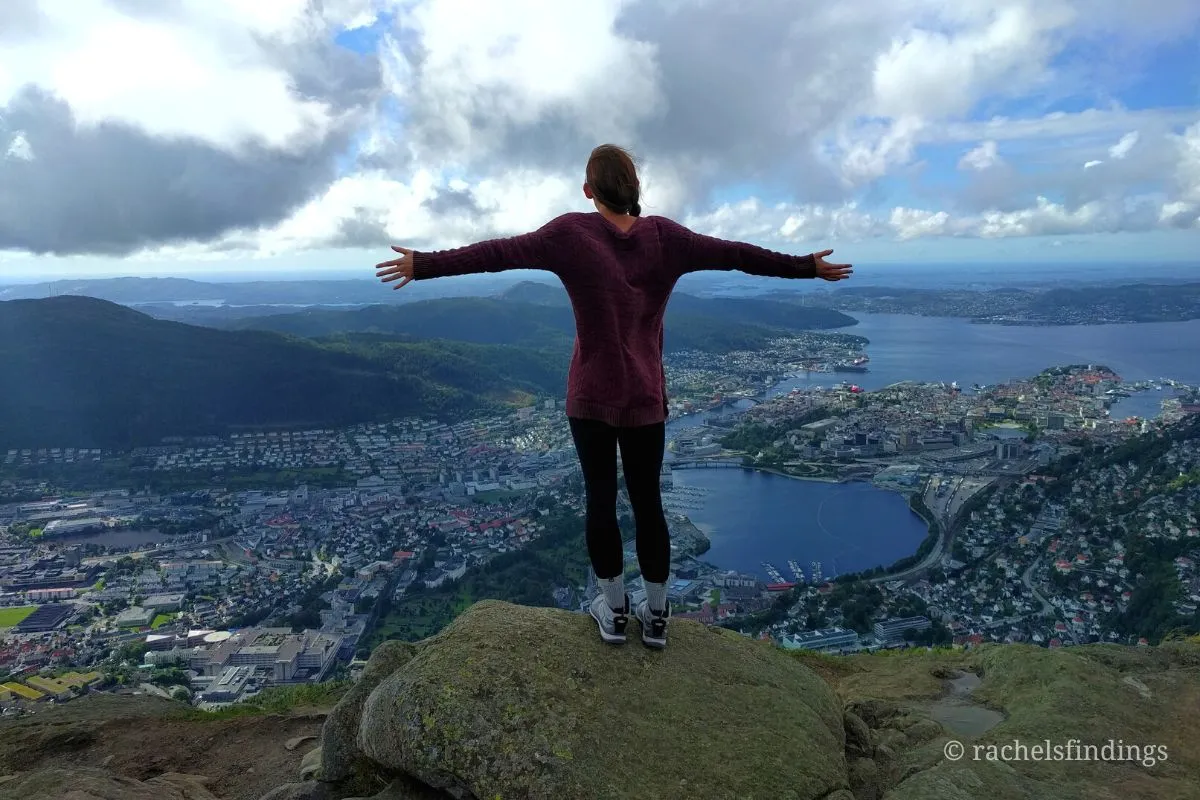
[375,144,852,648]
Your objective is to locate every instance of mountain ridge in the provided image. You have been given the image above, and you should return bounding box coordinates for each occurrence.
[214,289,859,350]
[0,296,565,448]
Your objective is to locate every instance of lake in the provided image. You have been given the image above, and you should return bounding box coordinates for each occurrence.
[57,528,173,549]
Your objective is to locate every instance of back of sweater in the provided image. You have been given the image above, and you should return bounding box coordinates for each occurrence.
[410,212,816,427]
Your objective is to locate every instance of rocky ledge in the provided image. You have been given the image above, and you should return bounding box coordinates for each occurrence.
[2,600,1198,799]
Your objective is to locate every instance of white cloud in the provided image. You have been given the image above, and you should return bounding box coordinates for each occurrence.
[870,4,1076,120]
[1175,123,1200,205]
[0,1,353,152]
[1108,131,1139,160]
[2,0,1199,264]
[959,141,1000,171]
[890,208,952,240]
[975,197,1104,237]
[386,0,663,164]
[4,132,33,161]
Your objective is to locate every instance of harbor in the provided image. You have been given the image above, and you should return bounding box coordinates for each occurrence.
[660,484,710,514]
[759,558,829,586]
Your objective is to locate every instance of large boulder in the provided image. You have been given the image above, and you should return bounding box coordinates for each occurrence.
[320,640,420,783]
[325,599,848,800]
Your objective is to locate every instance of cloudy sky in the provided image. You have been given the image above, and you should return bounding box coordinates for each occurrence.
[1,0,1198,280]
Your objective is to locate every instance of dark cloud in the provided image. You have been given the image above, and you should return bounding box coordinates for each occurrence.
[391,0,885,211]
[0,4,388,257]
[256,34,383,113]
[0,89,345,256]
[421,187,484,218]
[333,210,391,248]
[1161,205,1199,228]
[0,1,48,42]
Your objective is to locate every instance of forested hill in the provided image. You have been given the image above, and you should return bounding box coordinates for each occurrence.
[0,296,566,449]
[794,281,1200,324]
[219,282,858,351]
[0,286,858,448]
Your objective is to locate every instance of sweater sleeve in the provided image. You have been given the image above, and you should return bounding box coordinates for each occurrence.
[410,219,561,281]
[660,219,816,280]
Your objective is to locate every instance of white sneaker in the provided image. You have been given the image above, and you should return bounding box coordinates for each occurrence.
[589,592,629,645]
[635,598,671,649]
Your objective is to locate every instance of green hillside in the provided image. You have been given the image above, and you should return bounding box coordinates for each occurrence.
[0,297,565,449]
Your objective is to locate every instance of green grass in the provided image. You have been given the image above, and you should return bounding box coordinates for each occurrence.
[150,613,174,629]
[182,680,352,720]
[0,606,36,627]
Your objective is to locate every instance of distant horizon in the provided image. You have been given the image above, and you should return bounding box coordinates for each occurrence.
[2,260,1197,286]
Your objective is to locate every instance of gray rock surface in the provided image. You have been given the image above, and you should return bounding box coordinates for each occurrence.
[336,600,848,800]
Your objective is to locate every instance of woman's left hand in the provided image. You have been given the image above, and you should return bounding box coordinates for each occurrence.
[813,249,852,282]
[375,245,415,290]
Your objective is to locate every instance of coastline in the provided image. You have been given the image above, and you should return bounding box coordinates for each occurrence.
[743,465,841,484]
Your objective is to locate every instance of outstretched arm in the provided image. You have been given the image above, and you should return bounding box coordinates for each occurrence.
[660,219,851,282]
[376,220,561,289]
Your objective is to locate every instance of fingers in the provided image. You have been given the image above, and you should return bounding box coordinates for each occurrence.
[375,261,409,280]
[818,263,853,281]
[815,249,833,258]
[375,246,413,284]
[392,276,413,290]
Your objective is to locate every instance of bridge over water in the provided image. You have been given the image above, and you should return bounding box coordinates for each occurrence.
[669,457,746,469]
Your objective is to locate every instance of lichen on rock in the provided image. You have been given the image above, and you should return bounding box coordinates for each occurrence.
[337,599,849,800]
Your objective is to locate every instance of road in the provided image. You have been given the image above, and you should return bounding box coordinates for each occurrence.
[870,474,997,584]
[1021,559,1055,617]
[81,534,238,566]
[1021,557,1078,644]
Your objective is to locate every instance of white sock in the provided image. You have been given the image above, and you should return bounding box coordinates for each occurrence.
[598,574,626,611]
[644,580,669,614]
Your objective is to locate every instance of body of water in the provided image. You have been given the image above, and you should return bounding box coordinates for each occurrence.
[54,528,172,549]
[671,469,929,582]
[805,314,1200,391]
[129,301,367,308]
[662,315,1199,584]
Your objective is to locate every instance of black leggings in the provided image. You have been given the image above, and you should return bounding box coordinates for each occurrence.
[568,417,671,583]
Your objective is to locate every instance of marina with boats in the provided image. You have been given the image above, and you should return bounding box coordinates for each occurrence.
[759,558,829,586]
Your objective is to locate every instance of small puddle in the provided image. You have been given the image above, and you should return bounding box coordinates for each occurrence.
[927,670,1005,737]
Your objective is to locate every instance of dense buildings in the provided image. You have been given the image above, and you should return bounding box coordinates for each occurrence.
[0,362,1195,714]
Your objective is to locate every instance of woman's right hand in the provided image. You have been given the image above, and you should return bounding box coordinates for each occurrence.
[375,245,415,290]
[813,249,852,281]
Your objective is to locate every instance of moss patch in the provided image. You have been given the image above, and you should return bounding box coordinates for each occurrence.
[356,600,848,800]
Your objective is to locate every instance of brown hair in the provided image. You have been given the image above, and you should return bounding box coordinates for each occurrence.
[586,144,641,217]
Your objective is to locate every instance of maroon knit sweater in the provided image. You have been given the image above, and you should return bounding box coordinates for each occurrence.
[410,212,817,427]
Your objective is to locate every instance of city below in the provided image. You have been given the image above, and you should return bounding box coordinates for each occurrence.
[1,341,1197,715]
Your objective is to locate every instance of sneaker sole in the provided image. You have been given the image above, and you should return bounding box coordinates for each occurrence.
[589,608,627,644]
[641,632,667,649]
[638,618,667,649]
